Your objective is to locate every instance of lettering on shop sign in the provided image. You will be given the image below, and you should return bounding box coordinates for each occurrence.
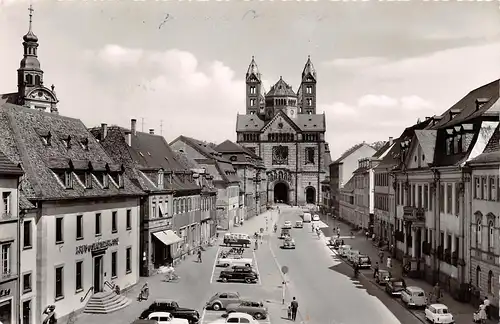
[0,289,10,297]
[75,238,119,255]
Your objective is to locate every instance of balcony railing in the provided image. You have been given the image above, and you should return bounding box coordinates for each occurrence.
[403,206,425,222]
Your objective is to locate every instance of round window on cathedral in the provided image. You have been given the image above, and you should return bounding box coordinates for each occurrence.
[278,122,283,129]
[38,91,43,97]
[230,156,237,161]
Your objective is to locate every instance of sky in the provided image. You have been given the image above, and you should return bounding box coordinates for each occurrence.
[1,1,500,160]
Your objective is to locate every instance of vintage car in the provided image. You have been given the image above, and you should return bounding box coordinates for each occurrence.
[148,312,189,324]
[312,214,320,221]
[294,220,303,228]
[140,300,200,324]
[219,266,259,284]
[131,320,158,324]
[283,221,292,229]
[225,300,268,320]
[206,292,241,311]
[221,312,259,324]
[356,255,372,269]
[401,286,427,307]
[216,255,253,268]
[347,250,360,263]
[280,238,296,249]
[425,304,454,324]
[327,238,341,249]
[223,233,251,247]
[385,278,406,296]
[338,245,351,257]
[279,227,291,239]
[375,269,391,285]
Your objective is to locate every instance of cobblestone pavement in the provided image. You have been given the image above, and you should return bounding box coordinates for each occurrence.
[318,214,495,324]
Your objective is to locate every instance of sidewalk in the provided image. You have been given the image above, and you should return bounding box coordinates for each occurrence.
[321,215,494,324]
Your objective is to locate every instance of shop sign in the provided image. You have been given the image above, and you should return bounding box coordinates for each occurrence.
[0,289,10,297]
[75,238,119,255]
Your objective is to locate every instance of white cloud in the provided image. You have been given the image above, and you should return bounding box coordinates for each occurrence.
[78,45,244,143]
[358,95,398,108]
[322,57,388,69]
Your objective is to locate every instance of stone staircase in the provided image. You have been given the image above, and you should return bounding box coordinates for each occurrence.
[83,291,132,314]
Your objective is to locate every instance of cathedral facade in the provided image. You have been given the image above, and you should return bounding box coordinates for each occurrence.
[236,57,331,206]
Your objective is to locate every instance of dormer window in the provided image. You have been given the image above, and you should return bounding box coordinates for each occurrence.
[54,170,72,189]
[110,172,123,188]
[40,132,52,146]
[96,172,109,188]
[167,173,172,184]
[230,156,237,162]
[80,138,89,151]
[475,98,489,110]
[85,172,93,188]
[62,135,72,149]
[158,171,164,189]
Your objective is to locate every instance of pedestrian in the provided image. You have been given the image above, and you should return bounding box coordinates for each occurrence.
[290,297,298,321]
[197,249,202,263]
[254,239,258,250]
[341,239,344,245]
[386,256,392,269]
[432,283,441,303]
[378,250,384,264]
[287,306,292,320]
[479,302,487,323]
[483,296,491,319]
[365,231,369,240]
[337,227,340,236]
[373,262,379,278]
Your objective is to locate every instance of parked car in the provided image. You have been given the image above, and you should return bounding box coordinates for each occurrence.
[216,255,253,268]
[338,245,351,257]
[205,292,241,311]
[281,238,296,249]
[222,312,259,324]
[347,250,360,263]
[139,300,200,324]
[148,312,189,324]
[385,278,406,296]
[312,214,320,221]
[219,265,259,284]
[223,233,251,247]
[356,255,372,269]
[327,238,341,250]
[425,304,454,324]
[226,300,268,320]
[294,220,303,228]
[283,221,292,229]
[401,286,427,307]
[375,269,391,285]
[131,320,158,324]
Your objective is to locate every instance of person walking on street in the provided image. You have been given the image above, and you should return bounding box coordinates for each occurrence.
[432,283,441,303]
[378,250,384,264]
[373,262,379,278]
[483,296,491,319]
[290,297,298,321]
[254,239,258,250]
[197,249,202,263]
[386,256,392,269]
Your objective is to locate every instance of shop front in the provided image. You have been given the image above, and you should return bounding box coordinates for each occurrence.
[0,279,17,324]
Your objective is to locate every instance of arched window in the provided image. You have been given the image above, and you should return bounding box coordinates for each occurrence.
[26,74,33,85]
[488,270,494,294]
[476,266,481,287]
[188,198,192,211]
[488,220,494,252]
[175,199,179,214]
[476,217,482,248]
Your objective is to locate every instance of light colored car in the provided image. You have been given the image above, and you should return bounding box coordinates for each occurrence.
[281,238,296,249]
[425,304,454,323]
[338,245,351,257]
[294,220,303,228]
[223,312,259,323]
[375,269,391,285]
[312,214,320,221]
[303,213,312,222]
[283,221,292,229]
[226,300,268,319]
[148,312,189,324]
[348,250,360,263]
[216,256,253,268]
[401,286,427,307]
[206,292,241,310]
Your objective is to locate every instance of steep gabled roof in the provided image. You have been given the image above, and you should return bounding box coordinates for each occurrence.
[333,143,374,164]
[0,103,144,200]
[0,150,23,176]
[266,77,296,97]
[236,114,266,132]
[414,130,437,165]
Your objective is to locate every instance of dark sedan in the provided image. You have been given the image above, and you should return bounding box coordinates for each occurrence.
[385,278,406,296]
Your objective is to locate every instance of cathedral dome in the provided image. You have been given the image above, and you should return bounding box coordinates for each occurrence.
[23,30,38,43]
[20,56,41,70]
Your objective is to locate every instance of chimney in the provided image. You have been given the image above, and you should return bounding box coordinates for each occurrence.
[125,130,132,146]
[389,137,393,145]
[149,129,154,135]
[101,123,108,139]
[131,119,137,136]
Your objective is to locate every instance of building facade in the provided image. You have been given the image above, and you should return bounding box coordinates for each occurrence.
[339,177,355,224]
[90,123,203,276]
[1,17,145,321]
[170,136,240,230]
[236,57,331,206]
[20,195,37,324]
[0,152,23,324]
[466,125,500,316]
[352,158,375,231]
[330,143,376,218]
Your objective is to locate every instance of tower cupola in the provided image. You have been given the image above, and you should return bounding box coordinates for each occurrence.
[245,56,262,115]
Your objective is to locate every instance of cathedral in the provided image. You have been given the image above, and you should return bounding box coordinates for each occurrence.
[236,56,331,206]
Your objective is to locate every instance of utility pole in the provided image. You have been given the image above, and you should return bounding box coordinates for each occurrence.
[141,118,144,132]
[160,120,163,135]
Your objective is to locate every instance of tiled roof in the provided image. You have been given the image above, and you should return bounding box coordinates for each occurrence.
[372,141,390,159]
[173,150,200,170]
[216,160,240,184]
[0,93,19,105]
[215,140,258,166]
[431,79,500,129]
[236,114,266,132]
[19,193,35,210]
[0,103,144,200]
[375,138,401,169]
[333,142,374,164]
[266,77,296,97]
[176,136,232,163]
[468,124,500,164]
[0,150,23,175]
[295,114,326,132]
[215,140,246,153]
[414,130,437,165]
[90,126,199,193]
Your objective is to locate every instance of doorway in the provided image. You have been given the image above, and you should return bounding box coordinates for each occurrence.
[153,238,165,268]
[305,187,316,204]
[274,182,289,203]
[93,256,104,292]
[22,300,31,324]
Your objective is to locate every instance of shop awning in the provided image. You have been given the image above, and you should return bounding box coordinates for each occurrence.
[153,230,182,246]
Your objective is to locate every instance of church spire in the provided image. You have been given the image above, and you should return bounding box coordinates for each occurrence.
[246,56,261,81]
[23,5,38,43]
[301,55,317,81]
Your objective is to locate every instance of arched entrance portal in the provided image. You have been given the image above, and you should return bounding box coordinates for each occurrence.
[274,182,289,203]
[305,187,316,204]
